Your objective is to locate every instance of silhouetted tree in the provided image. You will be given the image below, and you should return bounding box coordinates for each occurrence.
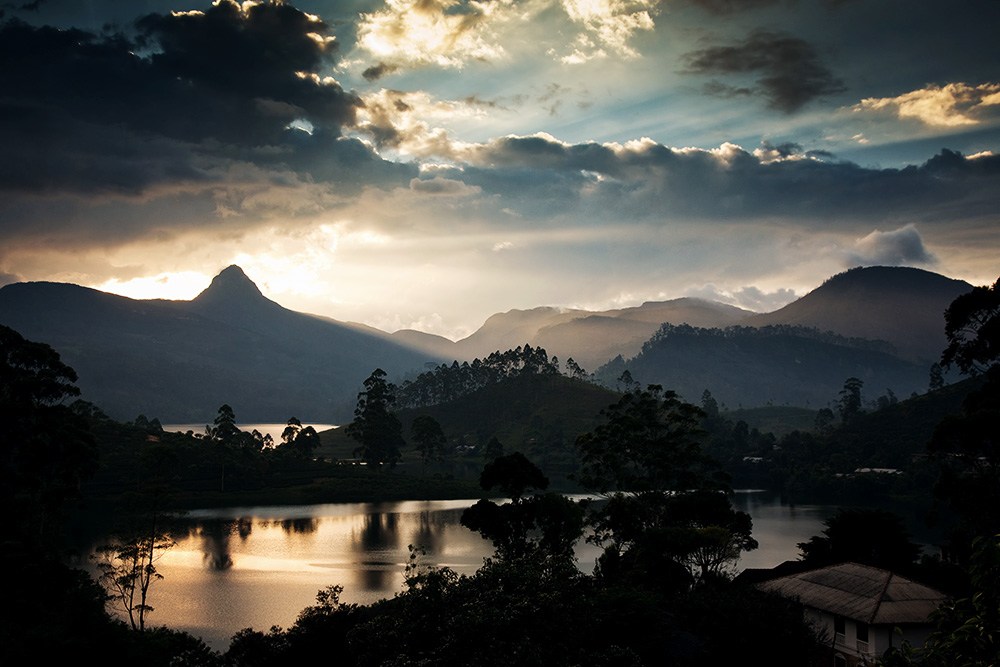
[875,387,898,411]
[94,512,175,632]
[941,275,1000,376]
[838,376,864,422]
[410,415,447,467]
[616,369,638,392]
[928,362,945,391]
[928,278,1000,562]
[700,389,720,419]
[280,417,320,458]
[347,369,405,466]
[484,435,505,462]
[881,535,1000,667]
[575,385,755,589]
[461,452,584,564]
[0,324,97,552]
[798,508,922,572]
[209,403,240,445]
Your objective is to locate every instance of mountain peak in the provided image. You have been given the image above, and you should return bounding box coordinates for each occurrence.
[194,265,265,304]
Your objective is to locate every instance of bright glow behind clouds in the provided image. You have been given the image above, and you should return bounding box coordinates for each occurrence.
[0,0,998,340]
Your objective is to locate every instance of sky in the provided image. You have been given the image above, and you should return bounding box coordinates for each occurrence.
[1,0,998,340]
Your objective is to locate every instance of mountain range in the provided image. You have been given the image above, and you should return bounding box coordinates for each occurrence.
[0,264,974,422]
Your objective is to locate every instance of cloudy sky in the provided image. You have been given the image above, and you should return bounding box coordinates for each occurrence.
[1,0,998,339]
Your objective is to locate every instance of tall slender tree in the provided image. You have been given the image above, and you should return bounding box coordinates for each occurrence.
[347,369,405,466]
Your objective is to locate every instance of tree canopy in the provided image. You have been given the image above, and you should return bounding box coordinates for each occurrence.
[941,275,1000,375]
[346,369,405,466]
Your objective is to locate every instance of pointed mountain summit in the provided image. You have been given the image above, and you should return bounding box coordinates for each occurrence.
[193,265,267,306]
[188,265,286,327]
[0,268,443,421]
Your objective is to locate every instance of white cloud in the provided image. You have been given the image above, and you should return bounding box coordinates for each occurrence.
[684,283,798,312]
[356,0,517,69]
[557,0,657,62]
[354,0,658,70]
[853,82,1000,127]
[353,89,486,159]
[845,224,937,267]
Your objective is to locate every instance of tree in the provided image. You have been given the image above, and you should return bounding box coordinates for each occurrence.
[929,278,1000,561]
[206,403,241,491]
[346,369,405,466]
[484,435,505,462]
[565,357,587,380]
[798,508,922,572]
[280,417,320,458]
[875,387,898,411]
[880,535,1000,667]
[941,275,1000,376]
[93,500,175,632]
[209,403,240,445]
[616,369,638,393]
[838,376,864,422]
[410,415,447,467]
[700,389,720,419]
[461,452,584,565]
[574,385,755,589]
[929,362,945,391]
[0,325,97,552]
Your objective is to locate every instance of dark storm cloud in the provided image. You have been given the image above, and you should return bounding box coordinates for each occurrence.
[683,30,845,112]
[363,62,399,81]
[0,1,408,197]
[456,135,1000,228]
[684,0,783,15]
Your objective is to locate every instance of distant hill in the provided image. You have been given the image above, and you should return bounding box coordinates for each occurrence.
[392,266,970,373]
[321,372,620,487]
[393,298,753,371]
[0,266,444,422]
[0,263,974,423]
[598,324,930,410]
[745,266,972,363]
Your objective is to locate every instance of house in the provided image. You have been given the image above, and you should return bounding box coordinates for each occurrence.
[753,562,949,666]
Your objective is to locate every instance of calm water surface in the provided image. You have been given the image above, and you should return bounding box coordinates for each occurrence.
[78,492,835,652]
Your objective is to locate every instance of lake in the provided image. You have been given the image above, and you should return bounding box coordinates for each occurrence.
[162,423,338,442]
[76,491,836,652]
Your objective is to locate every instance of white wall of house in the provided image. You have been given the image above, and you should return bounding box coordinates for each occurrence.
[803,608,934,665]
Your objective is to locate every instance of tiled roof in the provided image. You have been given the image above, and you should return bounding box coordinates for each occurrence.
[755,562,948,625]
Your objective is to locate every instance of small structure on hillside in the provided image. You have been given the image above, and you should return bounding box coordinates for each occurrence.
[752,562,948,666]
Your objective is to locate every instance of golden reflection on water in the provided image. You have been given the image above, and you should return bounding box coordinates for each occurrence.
[89,494,829,653]
[115,500,497,651]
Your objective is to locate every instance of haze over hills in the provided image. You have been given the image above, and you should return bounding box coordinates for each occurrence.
[0,264,977,422]
[0,266,444,422]
[393,298,754,371]
[745,266,972,363]
[594,266,974,409]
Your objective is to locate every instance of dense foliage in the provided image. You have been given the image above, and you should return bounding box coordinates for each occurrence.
[396,344,562,408]
[597,322,928,410]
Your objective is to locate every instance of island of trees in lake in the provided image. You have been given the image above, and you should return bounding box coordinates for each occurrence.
[1,277,998,665]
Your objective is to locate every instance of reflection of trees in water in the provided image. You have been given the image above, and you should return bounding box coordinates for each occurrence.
[359,512,400,552]
[357,564,394,591]
[353,511,402,591]
[197,519,243,570]
[279,517,318,534]
[410,510,446,555]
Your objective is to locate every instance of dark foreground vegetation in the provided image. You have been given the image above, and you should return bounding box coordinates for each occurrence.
[2,275,999,665]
